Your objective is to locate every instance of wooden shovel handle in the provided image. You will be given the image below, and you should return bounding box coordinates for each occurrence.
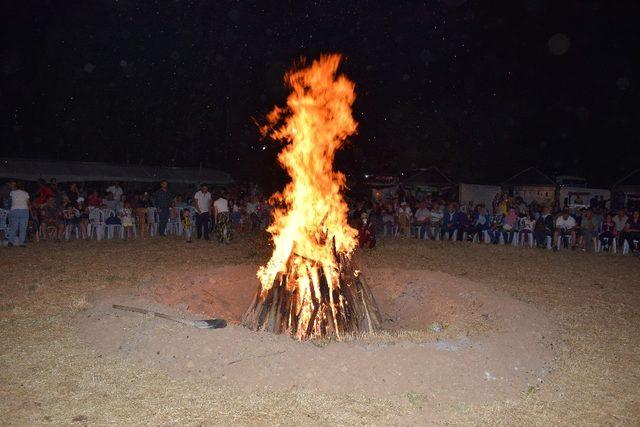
[112,304,187,325]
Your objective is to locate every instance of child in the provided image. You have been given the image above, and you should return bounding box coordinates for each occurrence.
[120,201,135,239]
[359,212,376,249]
[599,213,617,252]
[519,212,536,246]
[181,209,192,243]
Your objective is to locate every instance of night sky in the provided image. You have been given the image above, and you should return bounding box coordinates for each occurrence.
[2,0,639,186]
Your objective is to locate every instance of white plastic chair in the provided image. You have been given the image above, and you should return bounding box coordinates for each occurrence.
[622,239,638,255]
[88,208,105,240]
[147,207,159,236]
[556,234,571,251]
[428,224,442,240]
[449,229,467,242]
[102,209,122,240]
[64,222,81,241]
[167,211,180,235]
[596,237,617,254]
[519,231,534,248]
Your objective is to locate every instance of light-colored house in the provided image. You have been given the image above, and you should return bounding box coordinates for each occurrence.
[502,167,556,205]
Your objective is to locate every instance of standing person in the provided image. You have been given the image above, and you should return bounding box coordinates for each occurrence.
[1,180,13,210]
[193,184,212,240]
[130,193,147,239]
[153,180,173,237]
[67,183,80,207]
[5,181,30,247]
[106,182,124,202]
[36,179,55,206]
[358,212,376,249]
[213,192,231,243]
[245,197,259,232]
[50,178,63,209]
[580,209,598,252]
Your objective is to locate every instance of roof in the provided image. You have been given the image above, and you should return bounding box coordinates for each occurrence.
[502,167,555,186]
[403,167,453,187]
[0,158,234,185]
[613,169,640,189]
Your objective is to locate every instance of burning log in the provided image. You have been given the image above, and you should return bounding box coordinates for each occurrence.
[243,246,381,340]
[243,54,380,340]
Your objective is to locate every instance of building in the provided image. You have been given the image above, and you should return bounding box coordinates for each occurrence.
[502,167,556,205]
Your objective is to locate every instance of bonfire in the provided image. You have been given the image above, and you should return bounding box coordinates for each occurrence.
[242,54,381,340]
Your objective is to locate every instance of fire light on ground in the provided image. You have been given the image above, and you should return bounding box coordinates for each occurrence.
[243,54,381,340]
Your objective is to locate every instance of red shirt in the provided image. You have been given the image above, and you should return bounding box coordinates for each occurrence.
[37,185,55,205]
[88,194,102,207]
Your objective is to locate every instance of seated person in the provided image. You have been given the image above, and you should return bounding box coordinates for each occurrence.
[488,208,504,244]
[413,202,431,239]
[442,203,460,240]
[534,206,554,247]
[624,210,640,252]
[519,212,536,244]
[612,210,628,248]
[468,205,491,242]
[63,204,81,231]
[40,196,64,240]
[381,203,395,236]
[554,209,577,250]
[428,202,444,239]
[502,208,519,244]
[454,208,470,241]
[598,213,617,251]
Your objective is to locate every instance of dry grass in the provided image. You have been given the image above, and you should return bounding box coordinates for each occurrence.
[1,236,639,425]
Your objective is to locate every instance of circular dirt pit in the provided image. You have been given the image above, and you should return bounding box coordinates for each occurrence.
[76,264,557,404]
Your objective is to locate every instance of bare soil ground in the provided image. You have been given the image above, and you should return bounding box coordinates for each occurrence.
[1,235,639,425]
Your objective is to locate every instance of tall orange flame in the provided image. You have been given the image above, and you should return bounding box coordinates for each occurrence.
[257,54,358,338]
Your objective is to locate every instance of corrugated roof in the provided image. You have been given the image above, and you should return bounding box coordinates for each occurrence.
[403,167,453,187]
[502,167,555,186]
[613,169,640,188]
[0,158,234,185]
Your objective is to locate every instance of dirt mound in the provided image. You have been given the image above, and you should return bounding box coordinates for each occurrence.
[75,264,556,404]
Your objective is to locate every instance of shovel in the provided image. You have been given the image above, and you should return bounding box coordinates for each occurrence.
[112,304,227,329]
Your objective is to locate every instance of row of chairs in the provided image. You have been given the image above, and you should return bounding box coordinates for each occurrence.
[68,207,199,241]
[382,221,638,255]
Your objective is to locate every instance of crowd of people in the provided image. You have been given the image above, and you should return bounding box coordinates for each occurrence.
[0,178,271,247]
[350,191,640,255]
[2,178,639,256]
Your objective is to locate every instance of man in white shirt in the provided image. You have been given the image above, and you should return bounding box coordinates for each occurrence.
[193,184,212,240]
[554,209,577,249]
[106,182,123,202]
[245,197,259,232]
[5,180,30,247]
[413,201,430,239]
